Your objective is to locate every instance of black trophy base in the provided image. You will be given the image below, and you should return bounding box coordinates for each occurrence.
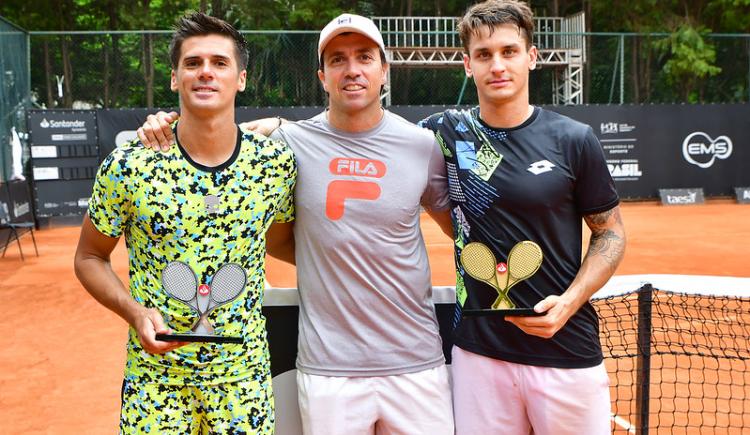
[156,333,243,344]
[462,308,544,317]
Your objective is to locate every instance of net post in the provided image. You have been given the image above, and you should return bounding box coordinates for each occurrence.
[635,283,653,435]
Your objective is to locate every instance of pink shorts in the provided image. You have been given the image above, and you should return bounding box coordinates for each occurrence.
[451,346,611,435]
[297,365,454,435]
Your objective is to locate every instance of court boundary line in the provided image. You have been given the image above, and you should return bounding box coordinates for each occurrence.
[611,414,636,434]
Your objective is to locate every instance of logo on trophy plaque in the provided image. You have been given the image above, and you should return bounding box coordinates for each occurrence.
[156,261,245,344]
[460,241,544,317]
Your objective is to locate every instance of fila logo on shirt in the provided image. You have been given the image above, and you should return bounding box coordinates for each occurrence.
[333,158,385,177]
[527,160,556,175]
[326,158,386,220]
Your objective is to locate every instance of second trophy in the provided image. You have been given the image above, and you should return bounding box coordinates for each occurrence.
[460,240,544,317]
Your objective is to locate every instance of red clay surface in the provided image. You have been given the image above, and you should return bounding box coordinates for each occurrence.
[1,200,748,434]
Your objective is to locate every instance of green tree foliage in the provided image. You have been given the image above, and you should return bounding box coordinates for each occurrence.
[655,24,722,102]
[1,0,748,106]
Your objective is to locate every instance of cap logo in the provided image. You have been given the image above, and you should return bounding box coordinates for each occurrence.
[337,17,351,24]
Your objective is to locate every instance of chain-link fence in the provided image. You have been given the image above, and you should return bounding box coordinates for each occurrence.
[0,16,30,182]
[25,30,750,110]
[29,31,324,109]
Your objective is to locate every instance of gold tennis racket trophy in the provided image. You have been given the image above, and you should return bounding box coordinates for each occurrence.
[460,241,544,317]
[155,261,245,344]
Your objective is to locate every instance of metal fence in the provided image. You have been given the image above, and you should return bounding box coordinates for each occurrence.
[0,16,30,182]
[24,30,750,110]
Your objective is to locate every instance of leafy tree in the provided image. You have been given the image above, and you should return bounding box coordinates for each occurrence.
[655,24,722,102]
[1,0,748,106]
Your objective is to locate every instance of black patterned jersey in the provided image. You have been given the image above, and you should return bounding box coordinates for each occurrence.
[88,124,296,385]
[420,107,619,368]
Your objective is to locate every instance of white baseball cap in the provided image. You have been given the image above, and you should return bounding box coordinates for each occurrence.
[318,14,386,61]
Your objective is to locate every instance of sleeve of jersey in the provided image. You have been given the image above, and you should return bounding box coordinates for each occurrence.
[420,136,450,211]
[416,114,438,133]
[87,148,133,238]
[269,136,296,223]
[574,127,620,215]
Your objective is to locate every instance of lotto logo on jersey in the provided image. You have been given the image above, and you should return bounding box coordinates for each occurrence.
[330,158,386,178]
[326,157,386,220]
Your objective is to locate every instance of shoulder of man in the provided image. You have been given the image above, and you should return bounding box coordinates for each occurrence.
[418,107,472,131]
[270,112,326,139]
[383,110,434,142]
[239,125,295,162]
[536,107,592,138]
[98,138,157,175]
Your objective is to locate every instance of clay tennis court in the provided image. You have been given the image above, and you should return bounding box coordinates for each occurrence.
[1,200,748,434]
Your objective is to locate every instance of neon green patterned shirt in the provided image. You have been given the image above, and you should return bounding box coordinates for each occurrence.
[88,124,296,385]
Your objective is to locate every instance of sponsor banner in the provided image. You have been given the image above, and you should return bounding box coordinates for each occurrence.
[0,183,10,224]
[0,185,10,250]
[96,108,173,161]
[542,104,749,199]
[89,104,750,200]
[735,187,750,204]
[27,110,97,146]
[33,179,95,217]
[7,181,33,222]
[1,181,34,247]
[387,104,750,199]
[659,188,705,206]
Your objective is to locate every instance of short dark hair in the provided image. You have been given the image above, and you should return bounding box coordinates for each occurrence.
[458,0,535,52]
[169,12,249,70]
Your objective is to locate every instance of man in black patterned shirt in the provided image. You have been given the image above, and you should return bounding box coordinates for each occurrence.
[419,1,626,434]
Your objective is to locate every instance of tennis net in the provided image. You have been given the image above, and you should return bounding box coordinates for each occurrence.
[593,275,750,434]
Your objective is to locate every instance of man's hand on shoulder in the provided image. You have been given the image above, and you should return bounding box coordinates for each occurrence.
[137,111,179,152]
[240,117,285,137]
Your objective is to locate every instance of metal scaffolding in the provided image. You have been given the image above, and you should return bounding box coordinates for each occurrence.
[373,13,586,105]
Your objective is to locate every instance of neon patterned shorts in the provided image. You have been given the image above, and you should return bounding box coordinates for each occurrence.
[119,374,274,434]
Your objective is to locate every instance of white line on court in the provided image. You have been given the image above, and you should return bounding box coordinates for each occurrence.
[611,413,636,433]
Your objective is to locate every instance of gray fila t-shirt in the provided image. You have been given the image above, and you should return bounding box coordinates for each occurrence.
[272,110,449,376]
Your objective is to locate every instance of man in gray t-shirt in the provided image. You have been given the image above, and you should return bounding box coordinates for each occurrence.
[272,109,448,378]
[138,13,454,435]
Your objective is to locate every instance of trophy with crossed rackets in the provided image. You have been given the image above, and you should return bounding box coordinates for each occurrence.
[460,241,544,317]
[155,261,246,344]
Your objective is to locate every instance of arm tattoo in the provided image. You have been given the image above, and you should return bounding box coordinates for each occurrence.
[587,208,615,226]
[585,209,625,271]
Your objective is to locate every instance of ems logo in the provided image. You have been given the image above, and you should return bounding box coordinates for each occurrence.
[682,131,732,169]
[527,160,555,175]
